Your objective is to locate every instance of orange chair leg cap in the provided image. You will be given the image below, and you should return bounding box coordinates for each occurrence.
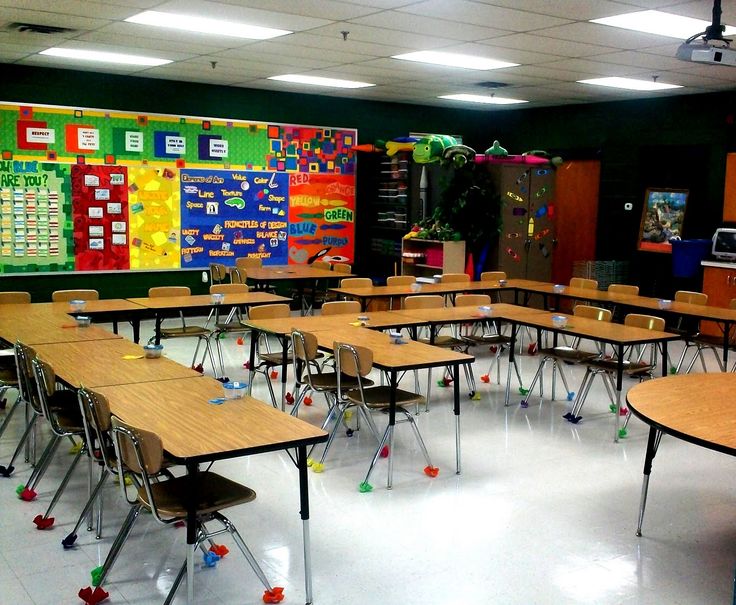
[480,374,490,383]
[424,466,440,477]
[263,587,285,603]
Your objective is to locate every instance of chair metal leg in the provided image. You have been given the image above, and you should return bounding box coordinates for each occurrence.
[0,412,38,476]
[0,392,22,440]
[361,424,391,490]
[63,469,109,548]
[404,413,433,468]
[25,435,62,493]
[38,446,85,521]
[94,503,144,588]
[215,512,274,591]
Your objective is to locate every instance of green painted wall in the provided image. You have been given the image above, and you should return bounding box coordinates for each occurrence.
[2,64,735,299]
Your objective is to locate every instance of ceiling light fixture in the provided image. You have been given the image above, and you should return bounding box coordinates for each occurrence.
[268,74,375,89]
[39,47,171,66]
[125,10,291,40]
[439,93,528,105]
[577,77,682,91]
[591,10,736,39]
[392,51,518,70]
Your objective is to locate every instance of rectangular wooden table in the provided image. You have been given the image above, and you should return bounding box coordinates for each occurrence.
[309,325,474,487]
[128,292,290,344]
[241,312,428,410]
[500,308,680,441]
[96,376,327,605]
[0,312,123,346]
[246,265,352,315]
[35,339,201,388]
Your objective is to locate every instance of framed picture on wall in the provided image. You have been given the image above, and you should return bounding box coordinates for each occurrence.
[637,188,689,253]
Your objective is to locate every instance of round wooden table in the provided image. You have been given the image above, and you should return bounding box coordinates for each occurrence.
[627,373,736,536]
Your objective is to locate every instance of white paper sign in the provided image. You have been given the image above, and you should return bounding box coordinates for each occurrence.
[84,175,100,187]
[88,207,103,219]
[209,139,228,158]
[107,202,122,214]
[111,234,127,246]
[165,136,186,155]
[125,131,143,153]
[94,189,110,201]
[112,221,126,233]
[78,128,99,150]
[109,173,124,186]
[89,238,104,250]
[88,225,104,237]
[26,128,55,144]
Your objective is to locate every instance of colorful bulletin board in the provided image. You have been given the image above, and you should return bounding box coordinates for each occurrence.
[0,102,357,273]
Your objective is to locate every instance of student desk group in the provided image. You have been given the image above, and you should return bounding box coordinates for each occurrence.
[2,272,735,602]
[0,294,327,605]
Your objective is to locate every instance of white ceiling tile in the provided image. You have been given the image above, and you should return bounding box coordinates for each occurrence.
[533,22,678,49]
[0,7,113,30]
[397,0,573,31]
[216,39,375,64]
[470,0,640,21]
[74,30,226,55]
[592,49,692,70]
[275,32,410,58]
[480,33,620,58]
[348,11,510,41]
[538,57,654,76]
[304,22,461,50]
[94,22,245,50]
[443,42,565,64]
[153,0,331,31]
[0,0,137,20]
[215,0,383,20]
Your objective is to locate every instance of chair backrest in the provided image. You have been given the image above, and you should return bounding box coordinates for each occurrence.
[625,313,666,331]
[335,341,373,378]
[340,277,372,289]
[110,416,167,523]
[14,341,37,408]
[480,271,507,282]
[235,257,262,270]
[730,298,736,310]
[455,294,491,307]
[209,263,228,284]
[440,273,470,284]
[310,261,331,271]
[574,305,612,322]
[77,387,117,471]
[248,303,291,320]
[52,289,99,302]
[333,263,352,274]
[210,283,249,294]
[0,291,31,304]
[148,286,190,298]
[321,300,362,316]
[607,283,639,296]
[569,278,598,290]
[386,275,415,286]
[32,357,67,434]
[404,294,444,310]
[229,267,246,284]
[291,329,319,363]
[674,290,707,305]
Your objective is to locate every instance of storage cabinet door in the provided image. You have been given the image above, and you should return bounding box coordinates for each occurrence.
[701,266,734,336]
[525,167,555,282]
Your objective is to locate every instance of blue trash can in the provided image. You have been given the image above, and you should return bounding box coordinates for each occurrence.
[671,239,711,278]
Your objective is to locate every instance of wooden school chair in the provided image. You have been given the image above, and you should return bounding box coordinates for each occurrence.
[109,417,281,604]
[671,290,722,373]
[565,313,666,436]
[335,341,437,492]
[521,305,612,410]
[51,289,100,302]
[208,283,250,379]
[247,303,293,407]
[147,286,215,373]
[386,275,415,309]
[0,292,31,409]
[480,271,507,303]
[333,263,352,274]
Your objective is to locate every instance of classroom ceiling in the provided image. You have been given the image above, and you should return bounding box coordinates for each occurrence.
[2,0,735,110]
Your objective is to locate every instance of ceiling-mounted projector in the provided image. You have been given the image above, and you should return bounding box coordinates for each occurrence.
[676,41,736,66]
[676,0,734,67]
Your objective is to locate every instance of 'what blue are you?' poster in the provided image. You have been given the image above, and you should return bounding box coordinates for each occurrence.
[179,169,289,267]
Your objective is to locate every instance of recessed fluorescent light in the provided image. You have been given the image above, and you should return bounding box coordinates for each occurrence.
[39,47,171,66]
[591,10,736,39]
[126,10,291,40]
[268,74,375,89]
[577,77,682,91]
[392,51,518,70]
[439,94,528,105]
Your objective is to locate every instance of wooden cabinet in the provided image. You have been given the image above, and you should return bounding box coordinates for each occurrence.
[401,239,465,277]
[701,264,736,335]
[723,153,736,222]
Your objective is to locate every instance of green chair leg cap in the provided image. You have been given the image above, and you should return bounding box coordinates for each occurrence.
[91,565,103,586]
[358,481,373,493]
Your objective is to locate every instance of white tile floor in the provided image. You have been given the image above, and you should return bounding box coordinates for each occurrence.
[2,317,736,605]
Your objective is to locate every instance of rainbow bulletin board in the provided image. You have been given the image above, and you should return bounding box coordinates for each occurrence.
[0,102,357,273]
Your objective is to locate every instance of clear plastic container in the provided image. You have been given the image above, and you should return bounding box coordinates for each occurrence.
[551,314,568,328]
[211,293,225,305]
[223,381,247,399]
[143,344,163,359]
[69,299,87,312]
[75,315,91,328]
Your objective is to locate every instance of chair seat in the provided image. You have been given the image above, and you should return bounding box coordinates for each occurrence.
[138,472,256,518]
[161,326,209,337]
[418,335,466,348]
[214,321,247,332]
[463,333,512,346]
[0,367,18,385]
[539,346,599,363]
[346,386,425,409]
[309,372,374,390]
[586,358,652,375]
